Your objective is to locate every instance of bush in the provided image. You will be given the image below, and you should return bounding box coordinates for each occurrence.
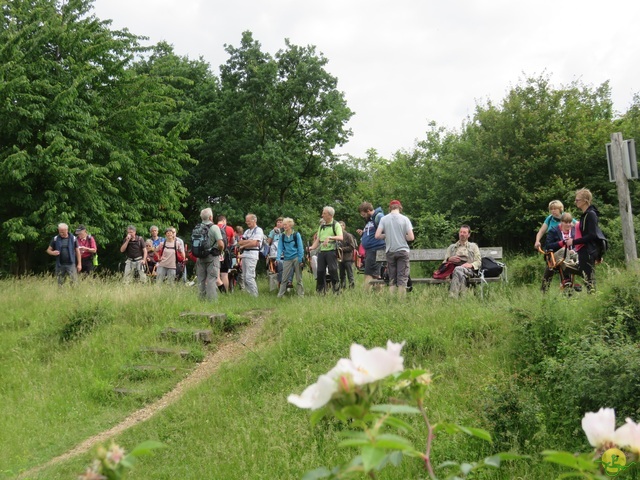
[539,337,640,448]
[506,253,545,286]
[508,302,569,375]
[481,376,545,451]
[59,304,114,342]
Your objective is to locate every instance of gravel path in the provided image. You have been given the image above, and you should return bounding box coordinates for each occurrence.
[17,311,266,479]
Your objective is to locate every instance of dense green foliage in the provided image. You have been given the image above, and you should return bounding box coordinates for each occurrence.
[2,0,640,279]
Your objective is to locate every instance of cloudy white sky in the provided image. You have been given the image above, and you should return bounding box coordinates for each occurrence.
[91,0,640,158]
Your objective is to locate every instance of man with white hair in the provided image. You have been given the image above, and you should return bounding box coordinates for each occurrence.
[196,208,224,301]
[237,213,263,297]
[308,206,343,294]
[46,223,81,285]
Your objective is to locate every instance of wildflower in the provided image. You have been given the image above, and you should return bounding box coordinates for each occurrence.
[348,340,405,385]
[106,443,126,466]
[77,466,106,480]
[287,374,337,410]
[582,408,617,448]
[288,341,405,410]
[615,418,640,454]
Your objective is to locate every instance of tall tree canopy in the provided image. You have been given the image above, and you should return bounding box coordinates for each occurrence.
[188,31,354,222]
[0,0,192,273]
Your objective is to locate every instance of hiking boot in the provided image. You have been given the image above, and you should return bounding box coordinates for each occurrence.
[573,283,582,292]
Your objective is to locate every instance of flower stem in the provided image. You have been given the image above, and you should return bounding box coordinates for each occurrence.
[418,399,437,480]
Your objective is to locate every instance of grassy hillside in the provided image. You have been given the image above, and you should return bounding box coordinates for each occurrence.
[1,268,633,479]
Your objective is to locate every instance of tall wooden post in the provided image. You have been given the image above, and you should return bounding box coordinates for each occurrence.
[610,132,638,267]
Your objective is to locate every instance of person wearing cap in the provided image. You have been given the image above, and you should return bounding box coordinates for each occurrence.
[444,225,481,298]
[46,223,82,285]
[75,225,97,275]
[375,200,414,296]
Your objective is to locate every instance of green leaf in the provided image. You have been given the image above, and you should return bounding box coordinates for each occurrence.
[302,467,333,480]
[361,446,386,473]
[128,440,165,457]
[310,407,329,427]
[542,450,599,471]
[460,462,475,475]
[370,404,421,415]
[338,438,371,448]
[433,423,492,442]
[374,433,415,451]
[380,415,415,433]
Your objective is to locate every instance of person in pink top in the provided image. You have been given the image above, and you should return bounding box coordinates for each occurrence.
[75,225,97,275]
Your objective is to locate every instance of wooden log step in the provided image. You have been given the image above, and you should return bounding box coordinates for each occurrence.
[159,328,213,344]
[140,347,192,358]
[127,365,178,372]
[179,312,227,323]
[112,388,144,396]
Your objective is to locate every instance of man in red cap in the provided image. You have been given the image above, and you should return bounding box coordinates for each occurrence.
[375,200,414,296]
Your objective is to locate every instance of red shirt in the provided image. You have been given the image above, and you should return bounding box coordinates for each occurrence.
[77,235,97,259]
[218,224,235,246]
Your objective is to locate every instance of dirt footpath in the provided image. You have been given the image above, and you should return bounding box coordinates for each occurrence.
[17,311,266,479]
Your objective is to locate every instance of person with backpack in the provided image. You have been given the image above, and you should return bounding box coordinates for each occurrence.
[193,208,225,301]
[46,222,82,285]
[308,206,343,295]
[120,225,148,284]
[277,217,305,297]
[375,200,415,296]
[357,202,386,290]
[237,213,264,297]
[217,215,235,293]
[267,217,285,284]
[565,188,604,294]
[338,221,358,289]
[154,227,185,285]
[75,225,97,276]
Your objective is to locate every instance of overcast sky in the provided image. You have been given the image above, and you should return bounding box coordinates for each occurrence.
[91,0,640,158]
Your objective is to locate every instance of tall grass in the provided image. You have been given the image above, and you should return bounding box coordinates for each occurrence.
[0,269,621,479]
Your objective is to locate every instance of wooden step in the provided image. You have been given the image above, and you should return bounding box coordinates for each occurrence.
[126,365,178,372]
[179,312,227,326]
[159,328,213,344]
[140,346,192,358]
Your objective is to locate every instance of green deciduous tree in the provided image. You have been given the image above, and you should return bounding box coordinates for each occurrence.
[0,0,192,274]
[190,31,353,224]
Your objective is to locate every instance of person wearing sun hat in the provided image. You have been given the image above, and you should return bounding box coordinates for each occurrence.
[375,200,414,296]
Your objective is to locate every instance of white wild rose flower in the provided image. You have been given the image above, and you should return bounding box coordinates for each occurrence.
[582,407,617,448]
[288,341,405,410]
[615,417,640,454]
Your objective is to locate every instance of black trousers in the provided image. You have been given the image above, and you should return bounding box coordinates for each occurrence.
[316,250,340,293]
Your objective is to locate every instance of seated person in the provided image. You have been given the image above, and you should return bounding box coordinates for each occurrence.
[542,212,580,292]
[444,225,481,298]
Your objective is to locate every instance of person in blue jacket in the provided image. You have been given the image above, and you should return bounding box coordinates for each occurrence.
[277,217,305,297]
[357,202,386,290]
[46,223,81,285]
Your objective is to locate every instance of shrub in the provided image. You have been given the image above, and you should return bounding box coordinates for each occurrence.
[59,304,114,342]
[539,337,640,448]
[481,376,545,451]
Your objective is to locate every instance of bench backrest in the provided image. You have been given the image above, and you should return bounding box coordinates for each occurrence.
[376,247,503,262]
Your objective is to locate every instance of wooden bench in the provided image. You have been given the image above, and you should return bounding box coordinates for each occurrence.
[372,247,507,298]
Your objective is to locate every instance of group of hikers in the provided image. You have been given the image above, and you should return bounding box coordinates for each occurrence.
[46,187,605,297]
